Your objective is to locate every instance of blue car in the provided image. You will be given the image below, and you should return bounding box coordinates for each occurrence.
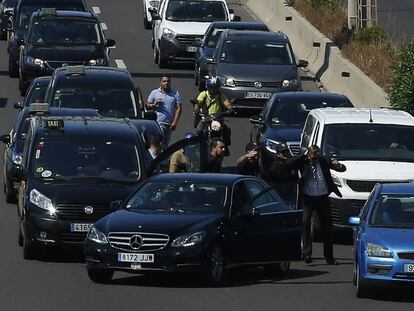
[350,183,414,297]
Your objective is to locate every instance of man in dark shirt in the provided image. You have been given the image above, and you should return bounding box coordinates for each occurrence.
[206,138,225,173]
[236,142,260,176]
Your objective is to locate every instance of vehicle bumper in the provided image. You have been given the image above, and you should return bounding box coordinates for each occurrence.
[160,36,198,61]
[329,197,366,227]
[84,241,207,273]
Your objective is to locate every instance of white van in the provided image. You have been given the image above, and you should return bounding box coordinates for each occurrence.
[151,0,237,68]
[300,108,414,227]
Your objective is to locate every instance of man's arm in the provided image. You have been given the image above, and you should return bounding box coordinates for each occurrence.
[169,152,179,173]
[146,90,156,110]
[328,158,346,172]
[194,91,206,113]
[170,103,182,130]
[221,93,233,110]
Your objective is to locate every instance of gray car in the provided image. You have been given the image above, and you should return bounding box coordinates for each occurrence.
[207,30,308,109]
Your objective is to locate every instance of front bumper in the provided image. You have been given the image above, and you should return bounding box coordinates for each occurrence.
[160,36,199,61]
[84,240,207,273]
[329,197,366,227]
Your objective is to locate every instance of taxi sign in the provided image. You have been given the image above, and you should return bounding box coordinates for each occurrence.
[39,8,57,17]
[45,119,64,129]
[29,103,50,114]
[66,66,85,76]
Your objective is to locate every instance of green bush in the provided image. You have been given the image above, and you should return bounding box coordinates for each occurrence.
[390,40,414,115]
[308,0,340,10]
[354,26,385,44]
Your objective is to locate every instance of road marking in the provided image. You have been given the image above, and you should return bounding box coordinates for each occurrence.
[101,23,107,30]
[115,59,127,69]
[92,6,101,14]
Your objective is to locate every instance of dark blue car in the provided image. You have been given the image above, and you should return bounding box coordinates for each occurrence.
[350,183,414,297]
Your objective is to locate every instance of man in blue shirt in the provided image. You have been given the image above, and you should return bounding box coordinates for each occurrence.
[146,75,182,145]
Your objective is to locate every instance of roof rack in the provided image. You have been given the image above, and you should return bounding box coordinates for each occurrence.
[39,8,57,17]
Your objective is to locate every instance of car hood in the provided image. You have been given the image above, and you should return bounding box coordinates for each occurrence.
[218,63,298,81]
[365,226,414,252]
[163,20,211,36]
[333,161,414,181]
[99,209,223,236]
[25,44,104,61]
[263,126,303,143]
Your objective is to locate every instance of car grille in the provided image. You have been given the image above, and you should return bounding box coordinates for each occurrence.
[350,199,366,210]
[330,205,341,224]
[176,35,203,46]
[286,141,300,155]
[108,232,170,252]
[398,252,414,260]
[346,180,409,192]
[234,81,282,88]
[56,204,113,222]
[60,232,87,243]
[45,60,85,70]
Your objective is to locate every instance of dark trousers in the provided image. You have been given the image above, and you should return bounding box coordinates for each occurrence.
[302,194,334,259]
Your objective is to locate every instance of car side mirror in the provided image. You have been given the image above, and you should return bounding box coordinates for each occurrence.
[204,57,215,65]
[297,59,308,68]
[0,134,11,144]
[110,200,123,210]
[348,217,360,225]
[14,101,23,109]
[194,37,203,47]
[143,111,157,120]
[151,11,161,20]
[250,115,263,126]
[105,39,116,47]
[148,7,157,15]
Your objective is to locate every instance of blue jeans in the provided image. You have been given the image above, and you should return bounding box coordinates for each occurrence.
[160,123,171,146]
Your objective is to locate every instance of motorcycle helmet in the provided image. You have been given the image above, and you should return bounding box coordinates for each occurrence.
[205,77,221,90]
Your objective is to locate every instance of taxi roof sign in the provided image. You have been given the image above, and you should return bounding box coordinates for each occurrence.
[29,103,50,114]
[66,66,85,76]
[45,119,64,129]
[39,8,57,17]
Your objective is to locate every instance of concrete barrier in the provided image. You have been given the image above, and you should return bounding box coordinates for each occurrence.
[245,0,390,108]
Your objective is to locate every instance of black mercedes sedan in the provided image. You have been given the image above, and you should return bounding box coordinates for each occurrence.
[84,173,302,284]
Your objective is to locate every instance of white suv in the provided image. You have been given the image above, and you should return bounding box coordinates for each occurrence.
[300,108,414,228]
[151,0,235,68]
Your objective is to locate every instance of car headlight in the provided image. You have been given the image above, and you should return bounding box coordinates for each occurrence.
[331,174,342,187]
[25,56,44,68]
[162,28,176,40]
[88,58,106,66]
[87,226,108,244]
[29,189,55,213]
[149,0,160,7]
[265,139,281,154]
[224,78,235,87]
[367,242,392,258]
[282,79,299,88]
[12,152,22,165]
[211,120,221,131]
[171,231,206,247]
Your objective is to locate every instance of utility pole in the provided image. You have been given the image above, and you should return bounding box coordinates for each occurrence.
[348,0,357,30]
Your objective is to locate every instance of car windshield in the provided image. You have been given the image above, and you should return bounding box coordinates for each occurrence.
[270,97,353,126]
[166,0,226,22]
[222,40,293,65]
[29,18,100,44]
[370,194,414,228]
[322,124,414,162]
[31,138,141,182]
[126,181,227,213]
[4,0,18,7]
[18,5,85,29]
[25,82,48,105]
[51,87,137,118]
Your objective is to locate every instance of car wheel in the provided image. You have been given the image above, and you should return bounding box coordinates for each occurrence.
[158,47,168,69]
[153,45,159,64]
[143,10,151,29]
[265,262,291,275]
[8,57,18,78]
[0,30,6,41]
[87,269,114,284]
[23,234,38,260]
[204,245,224,284]
[5,179,17,203]
[356,261,370,298]
[18,221,23,247]
[311,211,322,242]
[352,257,357,285]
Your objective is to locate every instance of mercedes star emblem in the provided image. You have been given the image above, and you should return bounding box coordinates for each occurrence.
[84,206,94,215]
[130,235,143,250]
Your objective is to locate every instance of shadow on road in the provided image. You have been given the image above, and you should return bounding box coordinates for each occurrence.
[365,287,414,302]
[33,247,84,263]
[0,98,8,108]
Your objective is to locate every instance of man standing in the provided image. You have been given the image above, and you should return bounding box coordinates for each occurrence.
[146,75,182,145]
[236,142,259,176]
[206,138,225,173]
[299,145,346,265]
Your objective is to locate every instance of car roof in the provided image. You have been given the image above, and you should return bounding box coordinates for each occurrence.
[224,30,288,41]
[32,10,95,19]
[380,183,414,194]
[210,21,268,30]
[274,92,349,101]
[309,108,414,125]
[53,67,134,89]
[21,107,99,118]
[149,173,260,185]
[18,0,85,7]
[30,76,51,85]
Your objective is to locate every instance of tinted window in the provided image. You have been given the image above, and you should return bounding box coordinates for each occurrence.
[222,40,293,65]
[166,0,226,22]
[231,182,248,216]
[322,124,414,162]
[25,82,48,105]
[301,115,316,148]
[206,25,268,48]
[370,194,414,228]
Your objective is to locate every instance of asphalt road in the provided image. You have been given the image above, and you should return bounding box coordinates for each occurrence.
[0,1,413,310]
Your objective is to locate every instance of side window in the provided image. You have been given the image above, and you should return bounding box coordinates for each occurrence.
[244,180,268,206]
[301,115,316,148]
[21,126,33,170]
[360,189,376,221]
[231,182,249,217]
[312,122,320,145]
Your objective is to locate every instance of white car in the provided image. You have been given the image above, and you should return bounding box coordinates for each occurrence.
[142,0,161,29]
[151,0,237,68]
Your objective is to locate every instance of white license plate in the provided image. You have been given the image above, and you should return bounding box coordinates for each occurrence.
[404,264,414,273]
[70,223,93,232]
[117,253,155,263]
[186,46,197,52]
[245,92,272,99]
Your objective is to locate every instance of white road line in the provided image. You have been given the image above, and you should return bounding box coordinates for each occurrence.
[115,59,127,69]
[101,23,107,30]
[92,6,101,14]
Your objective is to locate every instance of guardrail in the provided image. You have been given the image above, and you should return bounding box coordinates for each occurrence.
[245,0,389,108]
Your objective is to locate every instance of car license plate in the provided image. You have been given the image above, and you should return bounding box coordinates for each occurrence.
[70,223,93,232]
[404,264,414,273]
[245,92,272,99]
[186,46,197,52]
[117,253,155,263]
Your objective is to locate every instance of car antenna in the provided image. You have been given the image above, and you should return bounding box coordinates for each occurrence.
[369,109,373,123]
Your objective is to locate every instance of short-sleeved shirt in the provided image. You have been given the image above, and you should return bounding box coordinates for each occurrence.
[197,91,227,115]
[169,149,191,173]
[147,87,182,125]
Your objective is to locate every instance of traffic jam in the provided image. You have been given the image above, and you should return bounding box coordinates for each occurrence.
[0,0,413,299]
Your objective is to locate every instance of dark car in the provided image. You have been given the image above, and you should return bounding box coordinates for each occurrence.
[0,0,17,40]
[0,104,99,203]
[250,92,353,171]
[7,0,88,78]
[45,66,143,118]
[207,30,308,109]
[18,8,115,95]
[14,116,209,259]
[194,21,269,91]
[84,173,302,284]
[14,76,51,110]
